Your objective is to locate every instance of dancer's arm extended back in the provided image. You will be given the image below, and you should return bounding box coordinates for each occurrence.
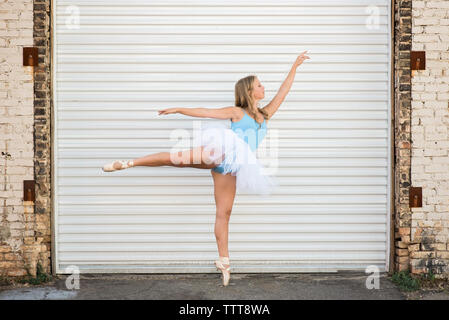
[159,106,239,121]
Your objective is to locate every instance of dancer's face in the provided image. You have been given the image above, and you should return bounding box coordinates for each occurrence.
[251,78,265,100]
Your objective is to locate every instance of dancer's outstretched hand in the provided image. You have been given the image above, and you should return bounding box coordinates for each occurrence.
[158,108,178,115]
[294,51,310,68]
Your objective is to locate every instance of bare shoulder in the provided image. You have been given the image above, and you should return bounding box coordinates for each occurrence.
[229,106,244,122]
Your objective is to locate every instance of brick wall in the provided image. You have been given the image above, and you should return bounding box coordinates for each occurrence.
[0,0,51,277]
[393,0,413,274]
[408,0,449,275]
[33,0,52,275]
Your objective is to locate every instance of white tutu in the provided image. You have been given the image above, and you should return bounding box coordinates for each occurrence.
[192,121,278,195]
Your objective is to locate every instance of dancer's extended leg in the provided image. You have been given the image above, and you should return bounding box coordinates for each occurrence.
[133,146,223,169]
[105,146,224,171]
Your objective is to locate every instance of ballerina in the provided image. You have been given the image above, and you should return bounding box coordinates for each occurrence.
[102,51,310,286]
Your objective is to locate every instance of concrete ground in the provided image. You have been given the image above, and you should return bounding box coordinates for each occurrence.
[0,272,416,300]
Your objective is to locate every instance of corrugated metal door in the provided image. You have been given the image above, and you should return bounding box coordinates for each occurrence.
[53,0,392,273]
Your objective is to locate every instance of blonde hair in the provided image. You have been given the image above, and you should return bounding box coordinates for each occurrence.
[234,75,269,121]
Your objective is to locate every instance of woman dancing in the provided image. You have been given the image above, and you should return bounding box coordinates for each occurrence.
[102,51,310,286]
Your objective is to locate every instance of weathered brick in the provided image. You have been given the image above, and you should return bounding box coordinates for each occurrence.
[409,0,449,278]
[6,269,28,277]
[397,241,410,249]
[411,251,436,259]
[410,265,427,274]
[398,227,411,236]
[0,0,51,277]
[0,261,19,269]
[396,262,410,272]
[4,253,21,261]
[0,246,12,253]
[396,248,409,256]
[397,256,410,264]
[436,251,449,259]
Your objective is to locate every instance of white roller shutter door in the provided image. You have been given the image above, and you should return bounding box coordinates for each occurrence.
[53,0,392,273]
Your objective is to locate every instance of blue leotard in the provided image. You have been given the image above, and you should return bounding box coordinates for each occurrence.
[212,109,267,174]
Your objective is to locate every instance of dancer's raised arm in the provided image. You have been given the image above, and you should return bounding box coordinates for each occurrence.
[158,106,239,121]
[261,51,310,120]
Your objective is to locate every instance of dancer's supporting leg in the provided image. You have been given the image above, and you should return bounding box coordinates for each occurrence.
[211,169,236,260]
[211,170,236,286]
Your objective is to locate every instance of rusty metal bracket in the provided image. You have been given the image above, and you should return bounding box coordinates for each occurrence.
[411,51,426,70]
[409,187,422,208]
[24,180,35,202]
[23,47,38,67]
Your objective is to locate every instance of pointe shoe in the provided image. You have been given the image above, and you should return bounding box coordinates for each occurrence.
[102,160,134,172]
[215,256,230,286]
